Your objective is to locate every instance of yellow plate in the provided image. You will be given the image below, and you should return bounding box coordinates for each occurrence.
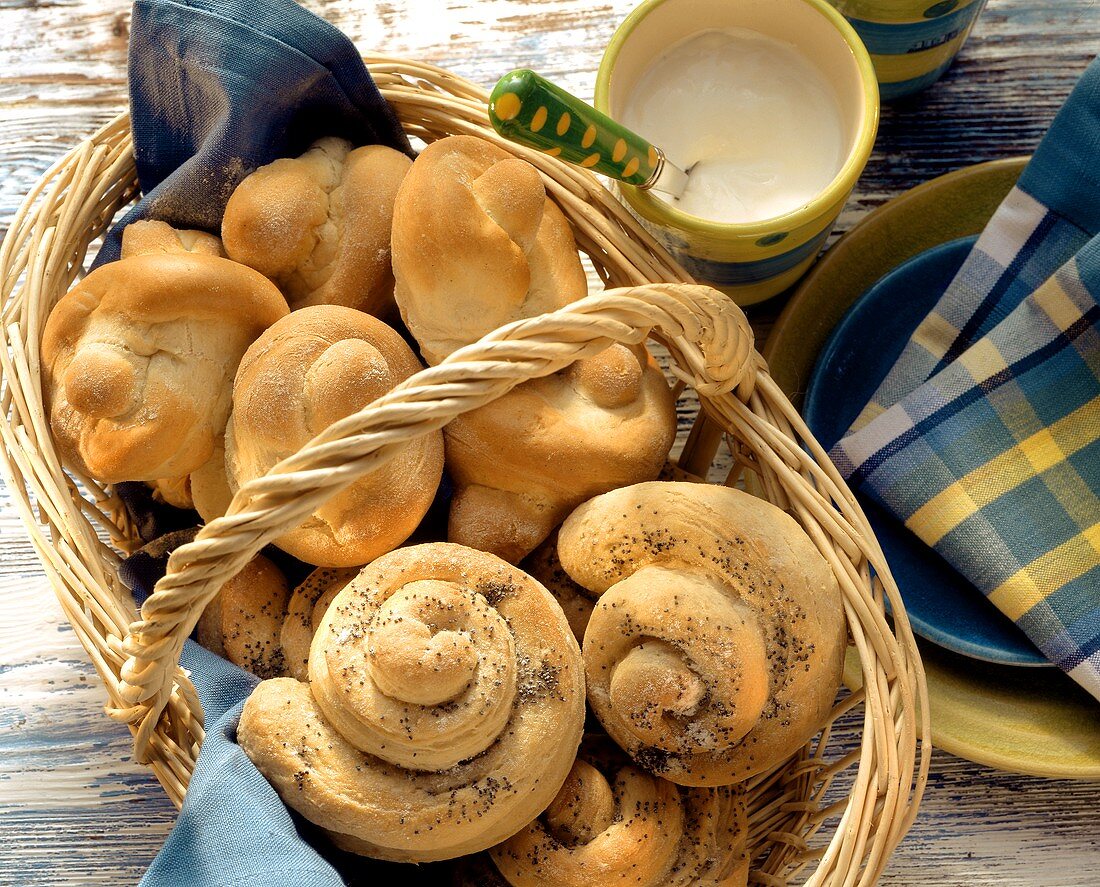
[765,157,1100,779]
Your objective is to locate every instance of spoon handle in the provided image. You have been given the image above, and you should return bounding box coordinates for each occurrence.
[489,69,684,194]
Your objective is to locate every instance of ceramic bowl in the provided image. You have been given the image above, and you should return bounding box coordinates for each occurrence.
[595,0,879,305]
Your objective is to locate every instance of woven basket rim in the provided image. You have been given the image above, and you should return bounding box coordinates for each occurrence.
[0,55,930,886]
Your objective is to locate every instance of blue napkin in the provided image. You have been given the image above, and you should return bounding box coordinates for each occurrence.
[100,1,453,882]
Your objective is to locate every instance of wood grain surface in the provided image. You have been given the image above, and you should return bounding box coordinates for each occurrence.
[2,1,1100,885]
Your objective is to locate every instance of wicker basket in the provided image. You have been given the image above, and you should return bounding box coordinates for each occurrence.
[0,56,928,885]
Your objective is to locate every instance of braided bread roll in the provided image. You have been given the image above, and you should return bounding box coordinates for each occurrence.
[391,135,587,365]
[222,137,411,316]
[390,135,675,563]
[226,305,444,566]
[238,543,586,862]
[558,482,846,785]
[489,737,749,886]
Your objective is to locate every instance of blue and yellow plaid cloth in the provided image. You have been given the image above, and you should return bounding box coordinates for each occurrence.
[832,58,1100,700]
[850,57,1100,433]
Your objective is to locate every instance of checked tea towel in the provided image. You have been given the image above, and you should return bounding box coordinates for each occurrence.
[831,58,1100,699]
[831,232,1100,700]
[849,57,1100,433]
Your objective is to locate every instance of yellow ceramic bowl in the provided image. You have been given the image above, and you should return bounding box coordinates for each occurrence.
[596,0,879,306]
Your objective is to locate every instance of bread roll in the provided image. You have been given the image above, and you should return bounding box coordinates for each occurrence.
[42,253,288,483]
[190,437,233,522]
[238,543,586,862]
[120,221,237,513]
[391,136,675,562]
[195,561,350,681]
[391,134,588,365]
[121,219,225,258]
[226,305,443,567]
[521,532,595,644]
[148,474,194,510]
[122,220,231,511]
[558,482,847,785]
[489,737,749,886]
[196,554,291,678]
[280,566,357,682]
[222,137,410,316]
[447,343,677,563]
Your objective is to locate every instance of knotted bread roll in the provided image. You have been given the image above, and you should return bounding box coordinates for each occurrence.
[119,220,227,509]
[226,305,444,567]
[490,737,749,886]
[559,482,846,785]
[447,343,676,563]
[238,543,586,862]
[392,136,675,561]
[391,134,588,365]
[42,253,288,483]
[222,137,411,316]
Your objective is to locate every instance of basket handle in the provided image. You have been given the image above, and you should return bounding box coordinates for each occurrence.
[110,282,756,761]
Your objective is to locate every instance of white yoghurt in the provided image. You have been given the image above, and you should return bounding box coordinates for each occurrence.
[621,29,847,224]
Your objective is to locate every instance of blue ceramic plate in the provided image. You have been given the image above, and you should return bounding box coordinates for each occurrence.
[804,236,1049,667]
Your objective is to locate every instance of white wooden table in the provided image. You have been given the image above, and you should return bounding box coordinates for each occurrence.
[3,1,1100,884]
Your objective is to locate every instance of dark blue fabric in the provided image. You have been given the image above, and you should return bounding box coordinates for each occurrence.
[103,1,455,883]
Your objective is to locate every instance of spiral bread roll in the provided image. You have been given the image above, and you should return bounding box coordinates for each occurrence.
[489,737,749,886]
[222,137,411,316]
[196,554,291,678]
[238,542,586,862]
[42,253,288,483]
[225,305,444,567]
[446,343,677,563]
[558,482,846,785]
[391,135,588,365]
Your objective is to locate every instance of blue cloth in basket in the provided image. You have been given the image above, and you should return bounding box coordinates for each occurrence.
[104,1,455,883]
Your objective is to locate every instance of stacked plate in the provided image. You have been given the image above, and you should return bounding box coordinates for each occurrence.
[766,158,1100,778]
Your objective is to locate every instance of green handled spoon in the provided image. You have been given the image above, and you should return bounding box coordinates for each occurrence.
[488,69,689,197]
